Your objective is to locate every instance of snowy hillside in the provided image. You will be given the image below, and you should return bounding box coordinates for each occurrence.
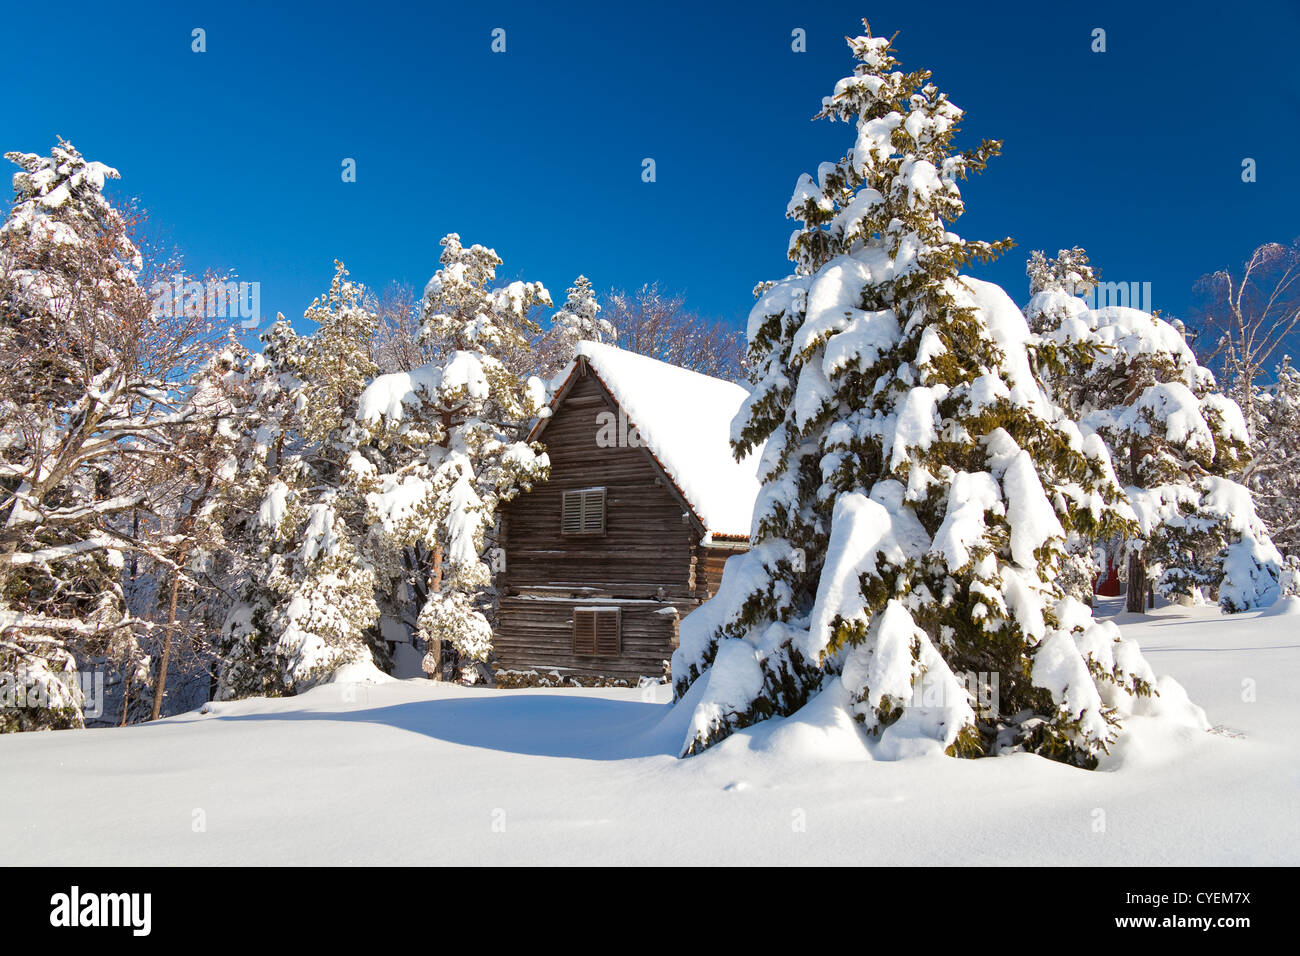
[1,600,1295,866]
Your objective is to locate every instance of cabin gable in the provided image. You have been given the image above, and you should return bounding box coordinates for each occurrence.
[501,370,698,596]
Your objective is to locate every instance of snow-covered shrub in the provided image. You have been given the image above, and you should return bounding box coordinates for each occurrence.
[0,629,84,732]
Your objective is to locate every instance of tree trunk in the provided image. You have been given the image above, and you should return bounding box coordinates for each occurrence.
[148,431,218,721]
[1126,551,1148,614]
[0,529,21,600]
[427,545,444,680]
[130,510,139,582]
[151,568,182,720]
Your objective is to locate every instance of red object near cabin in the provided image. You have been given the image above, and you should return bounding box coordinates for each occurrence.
[1094,556,1121,597]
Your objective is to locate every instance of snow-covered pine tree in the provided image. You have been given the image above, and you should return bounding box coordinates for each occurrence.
[1039,293,1282,612]
[216,264,385,697]
[671,24,1199,768]
[300,261,380,450]
[536,275,614,377]
[1248,356,1300,555]
[349,234,550,680]
[1027,247,1098,297]
[212,318,302,698]
[259,483,381,690]
[268,268,384,689]
[1024,247,1099,333]
[552,275,612,349]
[1019,248,1114,601]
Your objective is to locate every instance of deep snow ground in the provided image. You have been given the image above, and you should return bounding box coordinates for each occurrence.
[1,601,1296,865]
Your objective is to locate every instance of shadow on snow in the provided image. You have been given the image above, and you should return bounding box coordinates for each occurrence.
[206,693,683,761]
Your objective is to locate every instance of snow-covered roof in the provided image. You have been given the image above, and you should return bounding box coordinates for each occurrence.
[538,342,761,541]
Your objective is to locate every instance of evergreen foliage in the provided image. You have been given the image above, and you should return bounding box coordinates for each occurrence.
[671,24,1188,768]
[1028,252,1282,611]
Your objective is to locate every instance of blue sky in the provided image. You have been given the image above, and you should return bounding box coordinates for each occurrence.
[3,0,1297,338]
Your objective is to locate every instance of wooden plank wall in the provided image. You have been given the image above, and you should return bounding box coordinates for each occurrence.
[500,373,698,597]
[496,597,683,680]
[694,546,736,602]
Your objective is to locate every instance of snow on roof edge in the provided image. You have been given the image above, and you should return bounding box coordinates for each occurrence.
[531,342,761,540]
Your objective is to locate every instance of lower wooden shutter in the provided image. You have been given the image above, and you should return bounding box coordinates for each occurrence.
[573,610,597,655]
[594,609,621,655]
[573,608,620,656]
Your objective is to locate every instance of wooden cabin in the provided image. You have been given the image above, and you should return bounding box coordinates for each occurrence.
[494,343,761,681]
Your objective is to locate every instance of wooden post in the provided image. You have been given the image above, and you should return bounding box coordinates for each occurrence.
[1126,551,1147,614]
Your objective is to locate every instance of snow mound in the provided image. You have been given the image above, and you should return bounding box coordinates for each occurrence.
[328,659,396,686]
[1262,596,1300,617]
[743,683,873,762]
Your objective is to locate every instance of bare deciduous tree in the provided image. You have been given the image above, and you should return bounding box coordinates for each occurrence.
[370,281,429,374]
[602,282,748,383]
[1189,240,1300,436]
[1,143,228,729]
